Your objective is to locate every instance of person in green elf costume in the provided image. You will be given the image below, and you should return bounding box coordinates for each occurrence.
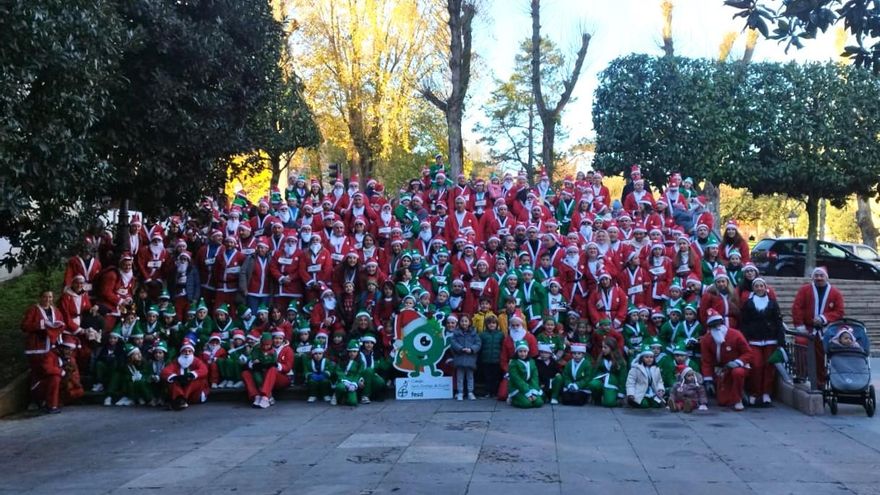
[291,323,313,385]
[146,341,169,406]
[671,342,700,379]
[536,318,565,362]
[213,304,235,341]
[185,298,215,347]
[560,343,594,406]
[588,336,628,407]
[108,344,153,407]
[334,340,365,406]
[645,336,676,388]
[555,188,576,235]
[427,247,454,294]
[621,305,648,358]
[217,329,248,389]
[507,340,544,408]
[242,332,277,405]
[658,306,685,352]
[357,334,389,402]
[515,266,546,328]
[142,305,161,347]
[305,345,335,403]
[663,280,686,316]
[159,306,182,349]
[626,345,667,409]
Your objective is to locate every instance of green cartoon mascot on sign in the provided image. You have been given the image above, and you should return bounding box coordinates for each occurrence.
[392,309,447,378]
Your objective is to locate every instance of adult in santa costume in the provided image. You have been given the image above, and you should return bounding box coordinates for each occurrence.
[63,238,102,296]
[97,252,137,329]
[791,266,845,388]
[699,309,751,410]
[136,229,169,300]
[739,277,785,407]
[160,339,208,410]
[242,330,293,408]
[240,237,273,315]
[21,291,66,412]
[59,275,103,371]
[213,236,246,317]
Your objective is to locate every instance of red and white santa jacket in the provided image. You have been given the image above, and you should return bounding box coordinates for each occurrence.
[59,287,94,335]
[63,256,102,292]
[213,247,246,294]
[21,304,65,355]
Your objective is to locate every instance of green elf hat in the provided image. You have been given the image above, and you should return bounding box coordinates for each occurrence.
[158,289,171,301]
[645,336,662,348]
[360,334,377,344]
[287,300,299,313]
[627,304,640,315]
[297,321,311,334]
[270,187,283,204]
[515,340,530,352]
[124,343,141,356]
[195,298,208,312]
[187,307,197,315]
[506,272,520,281]
[146,305,160,316]
[260,332,273,342]
[597,318,612,327]
[637,345,654,360]
[109,329,123,339]
[256,303,269,315]
[355,310,372,320]
[311,345,326,354]
[519,264,534,275]
[672,342,689,355]
[130,327,144,339]
[152,341,169,354]
[667,306,682,316]
[163,306,177,318]
[215,303,229,315]
[232,191,249,208]
[238,304,252,319]
[347,339,361,352]
[683,303,698,315]
[670,277,682,290]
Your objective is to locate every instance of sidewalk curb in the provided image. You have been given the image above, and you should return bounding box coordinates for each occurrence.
[0,372,29,418]
[776,375,824,416]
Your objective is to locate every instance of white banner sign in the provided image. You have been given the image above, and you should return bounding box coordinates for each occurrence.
[395,376,453,400]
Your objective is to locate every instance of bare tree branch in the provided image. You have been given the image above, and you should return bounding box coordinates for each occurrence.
[553,32,590,116]
[420,86,449,114]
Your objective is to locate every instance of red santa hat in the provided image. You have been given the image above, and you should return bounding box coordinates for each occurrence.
[630,165,641,177]
[725,219,739,231]
[119,251,134,262]
[712,266,729,281]
[180,339,196,352]
[130,214,142,226]
[178,251,192,261]
[256,237,270,248]
[812,266,829,278]
[705,308,723,325]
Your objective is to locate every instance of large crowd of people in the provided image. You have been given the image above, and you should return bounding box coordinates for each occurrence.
[22,155,848,413]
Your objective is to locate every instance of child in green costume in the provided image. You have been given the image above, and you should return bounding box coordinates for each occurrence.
[217,329,247,389]
[335,340,365,406]
[507,340,544,408]
[357,334,389,402]
[559,343,593,406]
[108,344,154,406]
[588,336,628,407]
[305,345,335,403]
[146,341,169,406]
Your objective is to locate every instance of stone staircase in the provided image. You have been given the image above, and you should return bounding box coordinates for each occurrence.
[764,276,880,353]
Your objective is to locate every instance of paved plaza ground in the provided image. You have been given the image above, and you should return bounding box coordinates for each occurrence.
[2,365,879,495]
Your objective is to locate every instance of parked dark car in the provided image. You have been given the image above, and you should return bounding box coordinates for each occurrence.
[838,242,880,266]
[751,238,880,280]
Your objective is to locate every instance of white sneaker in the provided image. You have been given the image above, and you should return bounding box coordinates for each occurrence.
[137,398,146,406]
[148,398,158,407]
[323,395,332,402]
[330,395,337,405]
[253,395,262,407]
[91,383,104,393]
[360,396,371,404]
[456,393,463,401]
[307,396,317,403]
[733,402,745,411]
[211,383,219,390]
[467,393,477,401]
[697,404,708,411]
[200,391,207,403]
[116,397,133,407]
[268,397,276,406]
[550,398,559,405]
[103,396,113,407]
[748,395,757,406]
[219,380,230,388]
[259,396,271,409]
[762,393,772,404]
[233,381,244,389]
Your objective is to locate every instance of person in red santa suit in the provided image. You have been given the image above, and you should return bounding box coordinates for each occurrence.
[299,234,333,300]
[60,275,103,371]
[616,251,652,308]
[310,286,345,334]
[63,237,102,296]
[481,201,514,242]
[343,192,377,231]
[587,271,628,329]
[700,309,751,410]
[98,252,137,329]
[270,231,303,310]
[127,214,148,261]
[791,266,845,388]
[160,339,208,410]
[588,172,612,211]
[497,314,538,400]
[241,237,274,316]
[374,203,400,247]
[213,236,246,318]
[194,229,224,309]
[622,178,654,217]
[700,266,741,329]
[325,219,353,267]
[448,195,482,245]
[136,228,169,300]
[248,197,278,238]
[559,244,589,318]
[21,290,66,412]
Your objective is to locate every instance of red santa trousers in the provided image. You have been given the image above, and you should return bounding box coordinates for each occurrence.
[167,377,208,403]
[714,366,747,407]
[242,367,291,400]
[747,345,777,398]
[29,355,60,409]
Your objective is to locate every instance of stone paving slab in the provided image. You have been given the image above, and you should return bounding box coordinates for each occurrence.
[2,397,879,494]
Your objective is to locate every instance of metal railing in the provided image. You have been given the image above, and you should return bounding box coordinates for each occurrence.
[782,323,820,393]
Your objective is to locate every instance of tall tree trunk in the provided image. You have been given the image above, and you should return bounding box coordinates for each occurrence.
[448,98,464,178]
[269,154,282,189]
[856,194,878,249]
[530,0,590,183]
[527,102,535,177]
[661,0,674,57]
[116,198,130,262]
[804,195,819,277]
[818,198,826,241]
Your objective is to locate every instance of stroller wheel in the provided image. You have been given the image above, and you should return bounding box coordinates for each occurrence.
[866,386,876,418]
[829,396,838,415]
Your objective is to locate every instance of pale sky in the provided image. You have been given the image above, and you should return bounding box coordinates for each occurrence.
[465,0,845,149]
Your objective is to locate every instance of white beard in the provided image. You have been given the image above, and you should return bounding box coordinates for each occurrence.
[277,210,290,222]
[711,326,727,345]
[419,231,432,243]
[149,243,164,257]
[333,188,343,198]
[564,255,579,267]
[310,244,321,255]
[301,233,312,243]
[579,226,592,238]
[323,298,337,311]
[178,354,194,369]
[284,245,295,256]
[176,262,188,274]
[381,211,392,223]
[227,219,240,232]
[510,326,526,342]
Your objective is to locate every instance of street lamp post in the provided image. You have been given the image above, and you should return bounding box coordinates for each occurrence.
[787,211,798,236]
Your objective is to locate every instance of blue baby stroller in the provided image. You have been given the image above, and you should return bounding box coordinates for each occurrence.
[822,319,874,417]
